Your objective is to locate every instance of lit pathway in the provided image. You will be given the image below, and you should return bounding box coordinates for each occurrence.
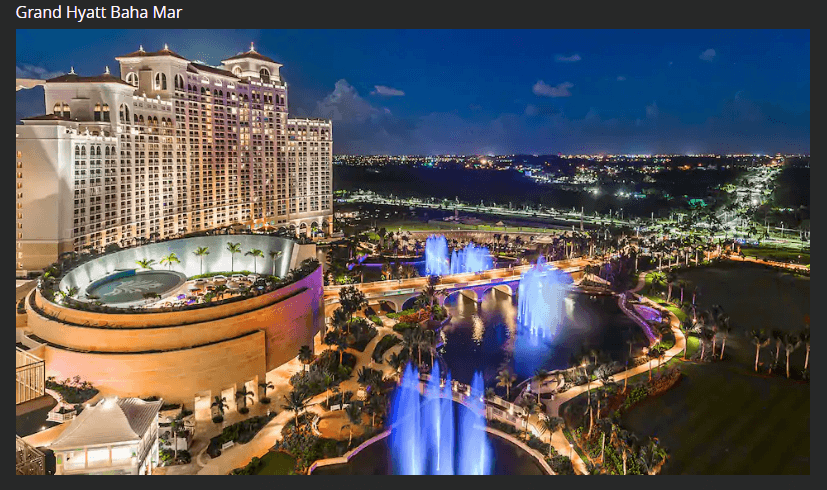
[193,320,403,475]
[535,271,686,475]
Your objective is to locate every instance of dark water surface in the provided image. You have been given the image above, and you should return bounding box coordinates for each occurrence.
[311,428,547,475]
[437,291,646,388]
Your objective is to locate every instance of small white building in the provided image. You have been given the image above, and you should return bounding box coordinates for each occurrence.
[48,397,162,475]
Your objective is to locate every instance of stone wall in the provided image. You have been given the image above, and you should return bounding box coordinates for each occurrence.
[42,331,267,407]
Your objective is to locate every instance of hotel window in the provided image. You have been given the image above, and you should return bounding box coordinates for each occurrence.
[155,72,167,90]
[17,151,22,158]
[18,233,23,239]
[125,72,138,87]
[17,162,22,168]
[102,104,110,122]
[94,103,102,121]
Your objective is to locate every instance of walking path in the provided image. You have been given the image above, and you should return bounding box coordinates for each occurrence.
[192,320,403,475]
[526,271,686,475]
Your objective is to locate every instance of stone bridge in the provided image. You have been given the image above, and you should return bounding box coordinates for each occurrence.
[324,257,609,314]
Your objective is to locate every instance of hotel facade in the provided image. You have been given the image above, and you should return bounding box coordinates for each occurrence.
[15,44,333,275]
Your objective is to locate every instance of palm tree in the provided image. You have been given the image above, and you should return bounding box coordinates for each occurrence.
[211,396,228,422]
[784,334,801,379]
[193,246,210,275]
[532,369,549,402]
[519,398,543,440]
[367,392,385,427]
[269,250,283,276]
[226,242,241,272]
[298,345,314,372]
[496,369,517,400]
[542,416,565,457]
[235,386,254,414]
[282,389,311,428]
[343,403,363,448]
[637,437,668,475]
[770,329,784,374]
[800,326,810,371]
[160,252,180,271]
[718,316,732,360]
[136,258,156,270]
[617,428,637,476]
[245,248,264,274]
[654,348,666,377]
[169,413,185,460]
[321,373,335,408]
[749,329,771,372]
[258,380,274,404]
[333,332,349,365]
[386,352,404,373]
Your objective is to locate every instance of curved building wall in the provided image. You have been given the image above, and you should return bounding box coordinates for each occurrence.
[59,235,297,295]
[28,264,324,406]
[41,331,267,407]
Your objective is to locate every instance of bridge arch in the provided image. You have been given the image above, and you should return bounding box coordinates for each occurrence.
[482,283,514,299]
[401,296,419,311]
[444,289,479,305]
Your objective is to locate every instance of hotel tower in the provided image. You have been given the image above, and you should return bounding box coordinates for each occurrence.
[15,43,332,275]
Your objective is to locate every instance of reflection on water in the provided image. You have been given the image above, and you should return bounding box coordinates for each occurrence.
[438,289,645,387]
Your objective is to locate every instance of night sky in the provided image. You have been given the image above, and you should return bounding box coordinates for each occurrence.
[16,29,809,155]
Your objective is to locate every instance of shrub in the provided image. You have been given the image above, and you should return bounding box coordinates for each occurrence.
[45,376,99,405]
[393,321,418,333]
[372,334,401,363]
[431,305,448,321]
[622,385,648,409]
[370,315,383,326]
[548,454,575,474]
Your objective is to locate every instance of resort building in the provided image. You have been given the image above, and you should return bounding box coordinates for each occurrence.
[48,397,162,475]
[15,43,333,275]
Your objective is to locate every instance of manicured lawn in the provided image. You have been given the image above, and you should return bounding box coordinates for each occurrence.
[253,451,298,475]
[622,361,809,474]
[739,247,809,265]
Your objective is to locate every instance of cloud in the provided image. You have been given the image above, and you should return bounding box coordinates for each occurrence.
[555,54,581,63]
[314,79,384,123]
[645,101,659,119]
[616,76,626,81]
[16,64,65,80]
[533,80,574,97]
[371,85,405,97]
[699,48,716,61]
[307,79,807,155]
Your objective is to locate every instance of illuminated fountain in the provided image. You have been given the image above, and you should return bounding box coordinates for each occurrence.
[425,235,450,276]
[517,256,572,335]
[389,363,491,475]
[425,235,493,276]
[450,242,493,275]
